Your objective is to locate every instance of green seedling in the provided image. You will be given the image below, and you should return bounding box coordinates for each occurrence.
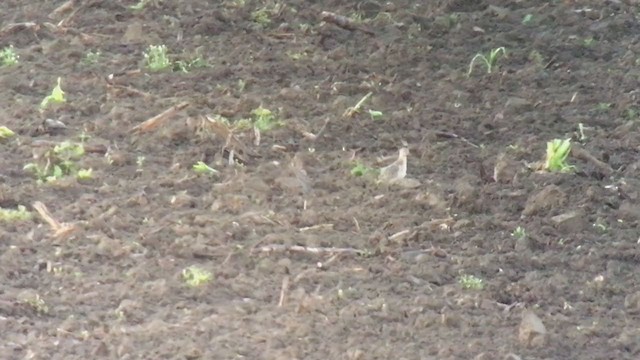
[83,50,101,65]
[522,14,533,25]
[594,102,611,111]
[0,45,19,66]
[182,266,213,287]
[0,205,32,222]
[582,37,595,47]
[76,168,93,180]
[24,141,85,182]
[193,161,218,175]
[22,294,49,315]
[251,106,282,131]
[136,156,146,172]
[468,47,506,76]
[174,56,207,73]
[367,109,384,120]
[545,138,574,173]
[458,274,484,290]
[511,226,526,240]
[0,126,15,139]
[350,162,376,177]
[144,45,171,71]
[129,0,151,10]
[40,77,66,109]
[251,8,272,26]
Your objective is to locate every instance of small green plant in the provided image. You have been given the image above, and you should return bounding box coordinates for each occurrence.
[0,45,19,66]
[545,139,574,173]
[582,37,596,47]
[24,141,85,182]
[594,102,611,112]
[193,161,218,175]
[182,266,213,287]
[251,106,282,131]
[76,168,93,180]
[83,50,101,65]
[350,163,376,177]
[459,274,484,290]
[129,0,151,10]
[174,56,208,73]
[22,294,49,315]
[367,109,384,120]
[468,47,506,76]
[251,8,272,26]
[0,205,32,222]
[40,77,66,109]
[511,226,526,240]
[522,14,533,25]
[136,156,146,172]
[144,45,171,71]
[0,126,15,139]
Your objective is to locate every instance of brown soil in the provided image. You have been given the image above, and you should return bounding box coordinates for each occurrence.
[1,0,640,359]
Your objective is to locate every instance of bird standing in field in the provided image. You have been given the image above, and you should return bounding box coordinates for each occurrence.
[378,147,409,184]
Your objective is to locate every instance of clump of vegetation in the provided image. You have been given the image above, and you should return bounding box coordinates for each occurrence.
[40,77,66,109]
[0,45,19,66]
[350,162,377,177]
[544,139,574,173]
[511,226,526,240]
[129,0,151,10]
[24,141,91,183]
[459,274,484,290]
[0,126,15,139]
[0,205,32,222]
[182,266,213,287]
[468,47,506,76]
[251,106,282,131]
[83,50,101,65]
[144,45,172,71]
[22,294,49,315]
[174,55,208,73]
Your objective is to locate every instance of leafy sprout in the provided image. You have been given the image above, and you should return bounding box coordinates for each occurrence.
[0,45,19,66]
[24,141,86,183]
[367,109,384,120]
[468,47,506,76]
[40,77,66,109]
[182,266,213,287]
[193,161,218,175]
[511,226,526,240]
[83,50,101,65]
[76,168,93,180]
[251,106,282,131]
[545,139,574,173]
[458,274,484,290]
[350,163,376,177]
[0,126,15,139]
[0,205,32,222]
[144,45,171,71]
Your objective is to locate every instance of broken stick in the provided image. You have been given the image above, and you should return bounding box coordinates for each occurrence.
[132,101,189,133]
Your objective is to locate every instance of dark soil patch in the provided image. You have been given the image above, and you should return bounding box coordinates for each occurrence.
[1,0,640,359]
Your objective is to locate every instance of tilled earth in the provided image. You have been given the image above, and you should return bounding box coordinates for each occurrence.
[2,0,640,359]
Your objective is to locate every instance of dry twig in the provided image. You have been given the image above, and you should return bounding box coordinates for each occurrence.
[257,244,368,256]
[132,102,189,133]
[32,201,77,239]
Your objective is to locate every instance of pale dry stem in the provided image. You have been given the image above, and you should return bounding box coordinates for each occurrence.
[132,101,189,133]
[32,201,77,239]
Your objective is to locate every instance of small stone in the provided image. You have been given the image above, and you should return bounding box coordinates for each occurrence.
[522,185,567,217]
[518,310,547,347]
[550,210,587,233]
